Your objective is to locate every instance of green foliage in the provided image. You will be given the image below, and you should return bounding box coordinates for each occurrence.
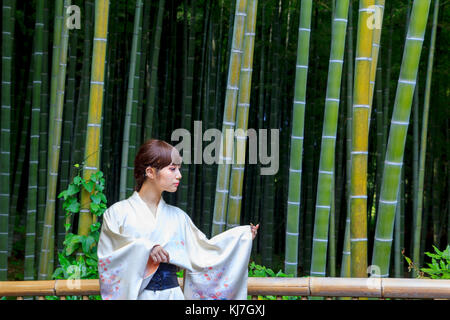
[403,245,450,279]
[420,245,450,279]
[248,261,292,278]
[49,166,107,300]
[247,261,303,300]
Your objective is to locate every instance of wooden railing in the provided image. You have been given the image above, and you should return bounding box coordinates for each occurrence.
[1,277,449,300]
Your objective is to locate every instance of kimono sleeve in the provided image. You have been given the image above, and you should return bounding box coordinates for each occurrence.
[181,213,253,300]
[97,206,155,300]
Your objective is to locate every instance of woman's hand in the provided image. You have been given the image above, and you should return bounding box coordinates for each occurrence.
[250,223,259,240]
[150,244,170,263]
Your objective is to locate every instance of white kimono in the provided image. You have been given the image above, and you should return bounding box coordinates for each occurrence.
[97,191,253,300]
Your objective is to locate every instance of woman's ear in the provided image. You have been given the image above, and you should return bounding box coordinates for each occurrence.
[146,167,155,179]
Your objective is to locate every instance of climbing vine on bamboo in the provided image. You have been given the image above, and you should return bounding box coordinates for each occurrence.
[52,165,107,281]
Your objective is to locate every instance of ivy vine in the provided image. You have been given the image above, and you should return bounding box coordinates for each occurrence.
[50,164,107,300]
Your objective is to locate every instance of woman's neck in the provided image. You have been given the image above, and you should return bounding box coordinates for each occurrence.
[138,182,162,210]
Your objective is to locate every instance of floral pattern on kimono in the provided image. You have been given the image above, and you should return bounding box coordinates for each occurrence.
[185,266,234,300]
[98,256,123,300]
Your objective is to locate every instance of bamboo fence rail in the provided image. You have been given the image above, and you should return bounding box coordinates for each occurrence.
[1,277,449,300]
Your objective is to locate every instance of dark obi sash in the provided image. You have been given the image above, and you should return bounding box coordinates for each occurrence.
[145,263,179,291]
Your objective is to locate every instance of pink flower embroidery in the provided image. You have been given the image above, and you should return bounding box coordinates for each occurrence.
[99,255,123,300]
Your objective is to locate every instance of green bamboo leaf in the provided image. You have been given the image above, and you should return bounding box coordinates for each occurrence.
[99,192,107,204]
[432,258,438,268]
[65,239,81,256]
[90,222,101,232]
[266,269,275,277]
[81,235,95,253]
[404,255,413,266]
[432,245,443,256]
[442,246,450,260]
[86,258,97,267]
[86,251,97,261]
[65,198,80,213]
[425,252,440,259]
[57,252,71,270]
[254,270,265,277]
[90,193,101,204]
[67,183,80,196]
[90,202,100,212]
[95,183,104,192]
[58,190,68,200]
[52,267,66,279]
[82,180,95,193]
[73,175,82,185]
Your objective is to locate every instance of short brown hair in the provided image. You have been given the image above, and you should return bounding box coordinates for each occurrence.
[134,139,177,191]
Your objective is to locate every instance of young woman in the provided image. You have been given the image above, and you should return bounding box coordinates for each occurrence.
[97,139,259,300]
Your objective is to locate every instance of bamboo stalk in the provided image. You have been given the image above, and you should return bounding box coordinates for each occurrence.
[211,0,248,236]
[0,0,14,280]
[284,0,313,277]
[202,9,217,237]
[39,0,70,279]
[368,0,385,111]
[349,0,375,278]
[372,0,431,278]
[11,64,32,260]
[310,0,349,278]
[24,0,44,281]
[78,0,110,236]
[1,278,450,299]
[261,0,278,269]
[37,0,49,264]
[177,0,194,213]
[58,24,78,248]
[120,0,143,200]
[144,0,165,140]
[413,0,439,276]
[72,0,94,172]
[340,0,353,279]
[186,1,197,218]
[226,0,258,230]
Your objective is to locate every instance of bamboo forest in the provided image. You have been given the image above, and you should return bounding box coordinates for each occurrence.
[0,0,449,296]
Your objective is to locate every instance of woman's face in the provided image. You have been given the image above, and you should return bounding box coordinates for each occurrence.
[155,162,182,193]
[148,148,182,193]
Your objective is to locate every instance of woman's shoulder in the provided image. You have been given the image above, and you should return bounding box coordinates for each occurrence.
[104,198,133,219]
[163,202,190,220]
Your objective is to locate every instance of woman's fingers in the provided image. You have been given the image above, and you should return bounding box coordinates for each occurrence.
[160,248,170,262]
[250,223,259,240]
[158,249,167,262]
[151,253,160,263]
[151,247,170,263]
[163,249,170,262]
